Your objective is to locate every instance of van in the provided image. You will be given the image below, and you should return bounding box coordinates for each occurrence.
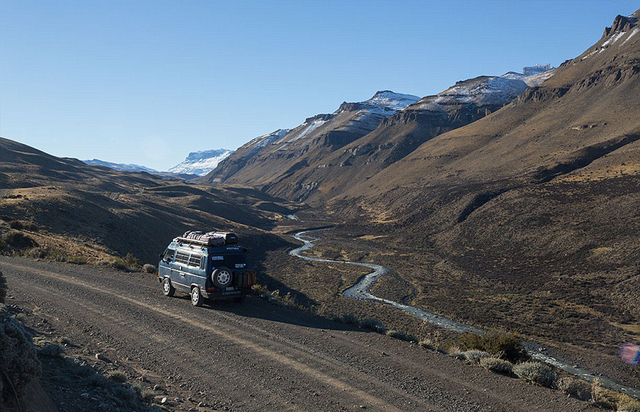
[157,232,256,306]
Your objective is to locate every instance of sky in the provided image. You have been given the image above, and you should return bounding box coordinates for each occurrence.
[1,0,639,171]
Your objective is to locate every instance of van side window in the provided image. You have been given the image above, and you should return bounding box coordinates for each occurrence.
[175,252,189,265]
[164,248,176,262]
[188,255,202,268]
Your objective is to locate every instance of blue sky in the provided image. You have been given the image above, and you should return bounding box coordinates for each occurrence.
[1,0,639,170]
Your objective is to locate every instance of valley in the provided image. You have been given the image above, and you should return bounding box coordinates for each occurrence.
[2,8,640,412]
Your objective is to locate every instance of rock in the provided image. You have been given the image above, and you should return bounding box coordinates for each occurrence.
[95,353,112,363]
[160,397,168,404]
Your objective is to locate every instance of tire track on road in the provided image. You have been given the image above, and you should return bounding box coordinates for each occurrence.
[2,260,431,411]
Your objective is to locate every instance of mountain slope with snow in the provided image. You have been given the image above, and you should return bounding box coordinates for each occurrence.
[168,149,232,176]
[83,159,158,173]
[202,91,419,185]
[212,70,551,202]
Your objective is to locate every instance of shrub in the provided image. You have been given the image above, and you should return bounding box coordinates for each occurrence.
[0,312,42,398]
[591,378,640,410]
[557,376,591,401]
[106,370,128,383]
[618,399,640,412]
[513,362,556,388]
[4,231,38,250]
[455,350,489,363]
[340,313,359,326]
[123,253,139,267]
[111,385,137,407]
[360,318,387,333]
[386,330,417,342]
[252,284,269,295]
[38,343,65,358]
[143,264,156,274]
[84,374,109,388]
[9,221,23,230]
[456,331,529,363]
[66,256,87,265]
[479,357,514,375]
[0,270,6,304]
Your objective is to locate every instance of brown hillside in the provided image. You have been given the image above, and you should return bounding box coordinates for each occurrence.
[0,137,298,265]
[200,91,419,191]
[325,11,640,362]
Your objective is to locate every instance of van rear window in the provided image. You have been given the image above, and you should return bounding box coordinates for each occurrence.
[212,254,247,268]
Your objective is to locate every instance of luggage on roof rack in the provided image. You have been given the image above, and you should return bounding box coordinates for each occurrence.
[180,230,238,247]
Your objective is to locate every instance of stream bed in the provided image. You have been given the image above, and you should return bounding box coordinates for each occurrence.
[289,229,640,399]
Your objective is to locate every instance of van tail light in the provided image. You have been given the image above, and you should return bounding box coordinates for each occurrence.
[207,287,216,293]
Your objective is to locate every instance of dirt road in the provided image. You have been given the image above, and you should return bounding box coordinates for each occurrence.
[1,257,598,411]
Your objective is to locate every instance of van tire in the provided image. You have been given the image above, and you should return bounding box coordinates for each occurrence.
[191,286,203,307]
[212,267,233,288]
[162,278,175,297]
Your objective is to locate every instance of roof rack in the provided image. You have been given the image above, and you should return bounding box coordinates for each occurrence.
[175,237,210,247]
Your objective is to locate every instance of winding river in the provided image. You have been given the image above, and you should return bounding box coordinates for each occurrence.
[289,229,640,399]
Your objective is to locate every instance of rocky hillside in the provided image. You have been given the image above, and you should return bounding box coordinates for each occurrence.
[203,74,549,203]
[325,11,640,356]
[201,91,420,189]
[0,137,297,265]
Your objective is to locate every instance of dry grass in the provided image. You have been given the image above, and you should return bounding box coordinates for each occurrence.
[512,362,556,389]
[479,357,514,375]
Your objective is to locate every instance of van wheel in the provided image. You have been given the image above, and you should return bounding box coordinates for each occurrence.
[191,287,203,307]
[212,267,233,288]
[162,278,175,297]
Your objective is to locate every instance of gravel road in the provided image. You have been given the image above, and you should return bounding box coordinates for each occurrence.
[1,256,599,411]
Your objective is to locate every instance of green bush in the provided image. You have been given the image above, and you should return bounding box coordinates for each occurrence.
[456,331,529,363]
[513,362,556,388]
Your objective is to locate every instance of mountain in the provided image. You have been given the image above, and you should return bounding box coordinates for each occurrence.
[201,91,420,187]
[83,159,158,173]
[324,11,640,353]
[205,72,550,203]
[167,149,233,176]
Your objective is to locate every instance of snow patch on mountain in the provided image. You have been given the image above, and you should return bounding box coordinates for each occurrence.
[414,69,554,112]
[246,129,290,149]
[364,91,421,111]
[290,119,329,142]
[168,149,233,176]
[84,159,157,173]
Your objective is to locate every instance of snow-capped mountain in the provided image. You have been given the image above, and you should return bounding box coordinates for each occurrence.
[202,91,419,185]
[168,149,233,176]
[412,70,553,112]
[83,159,158,173]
